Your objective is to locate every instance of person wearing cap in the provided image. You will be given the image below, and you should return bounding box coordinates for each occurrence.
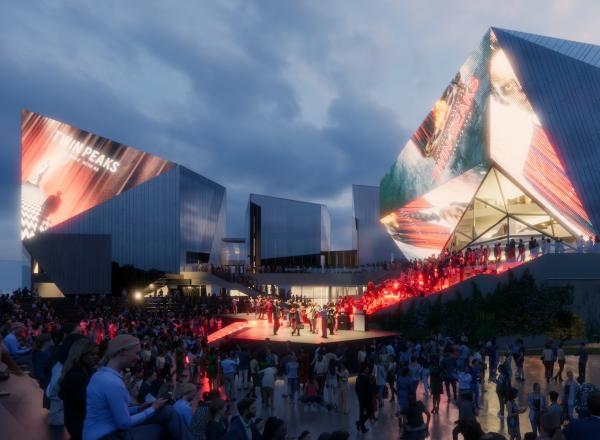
[83,334,190,440]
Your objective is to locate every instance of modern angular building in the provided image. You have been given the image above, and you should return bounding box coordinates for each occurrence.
[21,110,226,295]
[352,185,399,265]
[380,28,600,260]
[248,194,331,267]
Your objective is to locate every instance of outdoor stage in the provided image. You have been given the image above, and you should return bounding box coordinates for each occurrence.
[221,314,398,345]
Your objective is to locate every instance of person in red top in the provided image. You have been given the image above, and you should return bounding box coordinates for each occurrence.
[267,299,273,324]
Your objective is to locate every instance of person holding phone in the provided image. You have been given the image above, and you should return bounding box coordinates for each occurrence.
[83,335,189,440]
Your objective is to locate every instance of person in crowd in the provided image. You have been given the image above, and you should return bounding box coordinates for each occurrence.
[401,393,430,440]
[496,361,510,419]
[396,365,413,427]
[537,411,565,440]
[47,323,85,427]
[542,343,556,384]
[32,332,53,387]
[553,342,566,383]
[506,387,526,440]
[577,342,588,382]
[4,321,32,370]
[429,357,443,414]
[563,370,578,420]
[286,353,299,402]
[262,417,287,440]
[452,392,482,440]
[206,348,219,392]
[355,363,371,434]
[574,377,598,418]
[221,351,239,402]
[58,338,99,440]
[205,399,228,440]
[563,391,600,440]
[260,362,277,410]
[544,391,563,427]
[336,363,350,414]
[298,431,311,440]
[173,382,198,428]
[441,350,458,402]
[527,382,546,437]
[225,398,262,440]
[82,334,189,440]
[300,376,333,411]
[189,390,221,440]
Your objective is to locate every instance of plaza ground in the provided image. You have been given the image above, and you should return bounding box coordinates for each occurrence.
[0,355,597,439]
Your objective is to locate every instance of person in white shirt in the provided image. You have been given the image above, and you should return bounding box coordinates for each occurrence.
[554,343,566,382]
[259,364,278,409]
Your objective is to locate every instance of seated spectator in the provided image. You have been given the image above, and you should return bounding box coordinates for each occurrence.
[563,391,600,440]
[83,334,189,440]
[58,338,99,440]
[4,322,31,370]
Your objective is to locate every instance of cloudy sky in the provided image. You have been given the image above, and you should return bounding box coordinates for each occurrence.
[1,0,599,262]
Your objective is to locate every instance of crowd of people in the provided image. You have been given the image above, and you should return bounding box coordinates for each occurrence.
[0,293,359,439]
[1,288,599,439]
[240,295,357,338]
[355,235,600,315]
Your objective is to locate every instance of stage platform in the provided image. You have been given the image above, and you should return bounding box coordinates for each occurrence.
[222,314,398,345]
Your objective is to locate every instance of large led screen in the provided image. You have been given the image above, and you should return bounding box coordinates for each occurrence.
[21,111,175,239]
[381,166,486,260]
[487,32,594,239]
[380,34,491,217]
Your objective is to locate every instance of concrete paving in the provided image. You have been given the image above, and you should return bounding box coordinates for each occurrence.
[0,355,597,439]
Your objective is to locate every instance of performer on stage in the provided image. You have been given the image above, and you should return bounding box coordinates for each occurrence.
[320,306,328,339]
[327,304,336,336]
[273,300,280,335]
[267,299,273,324]
[292,304,301,336]
[309,302,318,334]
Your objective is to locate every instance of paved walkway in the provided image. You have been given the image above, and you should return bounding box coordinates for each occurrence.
[249,355,599,438]
[1,355,597,439]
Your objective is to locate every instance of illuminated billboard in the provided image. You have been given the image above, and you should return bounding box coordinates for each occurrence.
[381,166,486,259]
[21,110,175,239]
[380,28,595,259]
[380,34,491,217]
[487,35,594,239]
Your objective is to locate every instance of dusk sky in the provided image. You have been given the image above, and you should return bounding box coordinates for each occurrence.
[2,0,599,266]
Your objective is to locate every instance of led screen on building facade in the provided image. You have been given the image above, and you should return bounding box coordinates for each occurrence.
[380,29,594,260]
[380,35,490,218]
[21,110,175,239]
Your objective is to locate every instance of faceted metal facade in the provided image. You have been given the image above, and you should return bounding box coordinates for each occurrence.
[22,112,227,294]
[352,185,398,264]
[50,165,226,273]
[381,28,598,260]
[248,194,331,265]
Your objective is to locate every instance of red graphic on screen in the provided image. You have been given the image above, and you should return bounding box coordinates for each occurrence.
[525,127,593,237]
[388,198,456,250]
[21,110,175,239]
